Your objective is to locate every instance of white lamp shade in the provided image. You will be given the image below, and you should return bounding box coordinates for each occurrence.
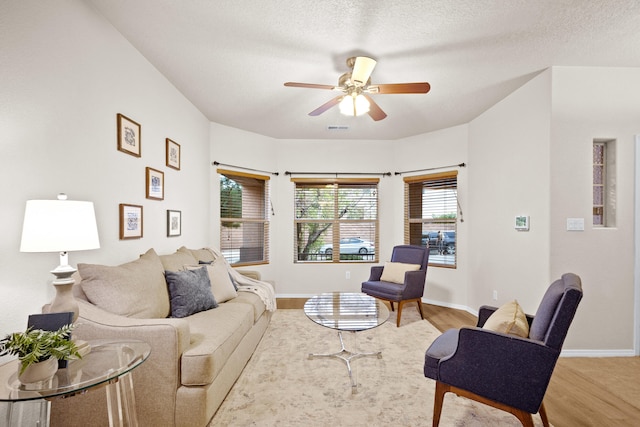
[20,199,100,253]
[339,94,370,116]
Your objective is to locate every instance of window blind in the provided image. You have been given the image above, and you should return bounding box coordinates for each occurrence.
[404,171,458,268]
[219,169,270,265]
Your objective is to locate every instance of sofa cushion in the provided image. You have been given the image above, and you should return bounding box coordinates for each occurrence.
[187,258,237,303]
[178,246,216,264]
[180,303,254,385]
[160,249,198,272]
[166,267,218,318]
[79,248,170,318]
[380,261,421,284]
[226,291,266,322]
[483,300,529,338]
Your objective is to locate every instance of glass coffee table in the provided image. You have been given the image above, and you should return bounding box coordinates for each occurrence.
[0,339,150,427]
[304,292,389,393]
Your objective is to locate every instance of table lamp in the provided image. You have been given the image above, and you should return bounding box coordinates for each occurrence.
[20,194,100,322]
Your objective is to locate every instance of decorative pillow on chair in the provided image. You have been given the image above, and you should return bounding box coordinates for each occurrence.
[380,262,421,284]
[165,267,218,318]
[483,300,530,338]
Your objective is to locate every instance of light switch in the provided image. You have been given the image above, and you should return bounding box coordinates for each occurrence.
[567,218,585,231]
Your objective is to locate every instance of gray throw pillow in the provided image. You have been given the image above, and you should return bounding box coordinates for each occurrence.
[165,267,218,318]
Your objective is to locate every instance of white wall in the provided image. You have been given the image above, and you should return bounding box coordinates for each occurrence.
[467,70,553,316]
[549,67,640,353]
[0,1,211,345]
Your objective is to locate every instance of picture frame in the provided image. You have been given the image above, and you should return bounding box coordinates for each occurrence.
[119,204,143,239]
[166,138,181,170]
[146,167,164,200]
[515,215,530,231]
[167,210,182,237]
[117,113,141,157]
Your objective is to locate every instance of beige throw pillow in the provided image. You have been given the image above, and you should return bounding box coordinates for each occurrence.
[483,300,530,338]
[379,261,421,284]
[159,249,198,272]
[186,257,237,303]
[79,248,170,319]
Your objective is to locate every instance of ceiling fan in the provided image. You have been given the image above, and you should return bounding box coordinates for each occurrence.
[284,56,430,121]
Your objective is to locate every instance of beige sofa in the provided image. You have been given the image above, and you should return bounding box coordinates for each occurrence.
[50,247,274,427]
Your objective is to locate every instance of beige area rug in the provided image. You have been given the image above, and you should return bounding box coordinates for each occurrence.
[209,309,548,426]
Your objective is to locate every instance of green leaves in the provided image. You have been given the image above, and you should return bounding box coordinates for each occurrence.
[0,324,82,374]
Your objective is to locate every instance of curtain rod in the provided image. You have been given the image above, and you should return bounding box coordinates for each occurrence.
[285,171,392,177]
[394,162,466,175]
[212,161,279,176]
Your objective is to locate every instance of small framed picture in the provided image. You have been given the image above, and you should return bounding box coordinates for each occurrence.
[166,138,181,170]
[515,215,530,231]
[146,167,164,200]
[119,204,143,239]
[117,114,141,157]
[167,210,182,237]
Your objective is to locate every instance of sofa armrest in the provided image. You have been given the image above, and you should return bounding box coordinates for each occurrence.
[236,269,261,281]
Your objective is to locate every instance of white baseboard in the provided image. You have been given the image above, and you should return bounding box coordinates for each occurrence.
[560,349,637,357]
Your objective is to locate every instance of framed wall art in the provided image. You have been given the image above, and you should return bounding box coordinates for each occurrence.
[167,210,182,237]
[515,215,530,231]
[117,113,141,157]
[146,167,164,200]
[119,204,143,239]
[166,138,181,170]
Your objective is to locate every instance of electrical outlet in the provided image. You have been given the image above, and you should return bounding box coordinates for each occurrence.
[492,290,498,301]
[345,271,350,279]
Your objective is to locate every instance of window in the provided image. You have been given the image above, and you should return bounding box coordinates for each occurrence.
[593,139,616,227]
[219,169,270,265]
[404,171,458,268]
[293,178,378,263]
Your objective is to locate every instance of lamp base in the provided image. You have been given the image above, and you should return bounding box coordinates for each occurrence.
[49,257,79,322]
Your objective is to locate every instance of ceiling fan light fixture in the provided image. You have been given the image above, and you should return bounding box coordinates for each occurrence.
[339,93,370,116]
[351,57,376,86]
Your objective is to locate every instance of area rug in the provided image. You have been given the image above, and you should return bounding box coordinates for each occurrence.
[209,309,548,426]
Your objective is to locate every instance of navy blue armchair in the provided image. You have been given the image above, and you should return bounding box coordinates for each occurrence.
[423,273,583,427]
[362,245,429,327]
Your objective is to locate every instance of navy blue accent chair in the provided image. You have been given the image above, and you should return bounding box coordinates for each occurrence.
[423,273,583,427]
[361,245,429,327]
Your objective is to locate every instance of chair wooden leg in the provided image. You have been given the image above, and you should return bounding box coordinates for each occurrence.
[396,301,404,327]
[432,381,447,427]
[437,383,537,427]
[389,301,395,312]
[416,299,425,319]
[538,401,550,427]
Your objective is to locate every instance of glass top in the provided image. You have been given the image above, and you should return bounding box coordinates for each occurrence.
[304,292,389,331]
[0,339,151,402]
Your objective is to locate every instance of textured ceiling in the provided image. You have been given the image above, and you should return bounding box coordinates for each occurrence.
[87,0,640,140]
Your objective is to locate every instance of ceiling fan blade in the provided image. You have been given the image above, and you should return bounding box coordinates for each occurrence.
[367,82,431,94]
[284,82,336,90]
[309,96,342,116]
[351,56,377,86]
[362,94,387,121]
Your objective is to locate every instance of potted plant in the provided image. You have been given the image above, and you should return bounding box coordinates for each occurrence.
[0,324,82,383]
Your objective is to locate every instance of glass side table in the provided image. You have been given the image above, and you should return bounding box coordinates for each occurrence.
[0,339,150,427]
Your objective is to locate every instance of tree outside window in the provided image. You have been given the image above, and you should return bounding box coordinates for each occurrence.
[294,179,378,263]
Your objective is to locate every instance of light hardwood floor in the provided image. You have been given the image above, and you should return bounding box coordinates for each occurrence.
[277,299,640,426]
